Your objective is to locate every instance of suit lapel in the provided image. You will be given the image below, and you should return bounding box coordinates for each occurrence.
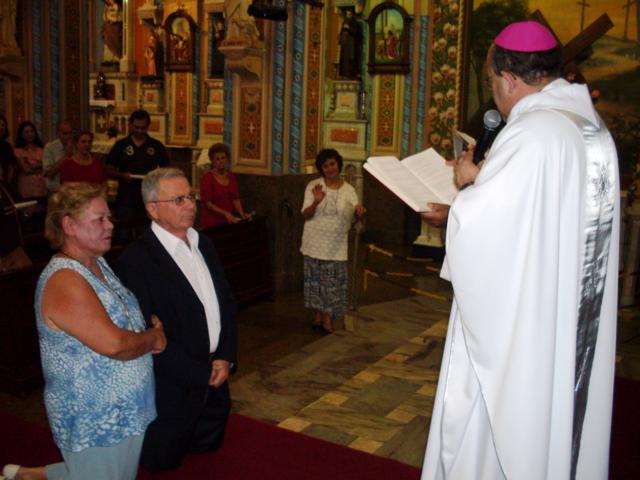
[142,228,204,308]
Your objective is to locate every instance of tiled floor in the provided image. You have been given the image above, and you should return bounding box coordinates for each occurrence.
[229,295,453,467]
[231,295,640,469]
[229,247,640,468]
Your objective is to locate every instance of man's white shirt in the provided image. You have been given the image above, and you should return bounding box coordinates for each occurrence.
[151,222,221,353]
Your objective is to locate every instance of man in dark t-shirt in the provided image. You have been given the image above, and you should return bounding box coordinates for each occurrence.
[106,109,169,240]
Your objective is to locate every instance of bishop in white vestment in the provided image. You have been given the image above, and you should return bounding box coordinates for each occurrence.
[422,22,619,480]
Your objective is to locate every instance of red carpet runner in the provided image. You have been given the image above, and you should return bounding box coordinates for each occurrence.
[0,412,420,480]
[1,377,638,479]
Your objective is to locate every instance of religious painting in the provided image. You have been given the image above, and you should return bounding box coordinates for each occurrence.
[460,0,639,176]
[210,12,226,78]
[143,27,164,80]
[367,2,411,74]
[164,10,196,72]
[101,0,123,65]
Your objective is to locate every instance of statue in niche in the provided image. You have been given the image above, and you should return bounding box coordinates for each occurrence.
[0,0,18,52]
[337,7,362,79]
[223,0,260,47]
[102,0,123,64]
[210,14,226,77]
[94,72,106,99]
[144,28,163,78]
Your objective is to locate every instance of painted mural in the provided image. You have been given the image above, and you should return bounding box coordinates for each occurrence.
[464,0,639,175]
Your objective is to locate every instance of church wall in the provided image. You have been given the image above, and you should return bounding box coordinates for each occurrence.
[2,0,473,290]
[4,1,468,177]
[0,0,88,143]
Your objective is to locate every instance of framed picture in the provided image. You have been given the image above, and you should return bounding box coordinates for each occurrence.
[367,2,411,74]
[164,10,196,72]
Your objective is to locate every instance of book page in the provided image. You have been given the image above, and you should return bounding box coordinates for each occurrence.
[453,130,476,160]
[363,157,441,212]
[401,148,457,205]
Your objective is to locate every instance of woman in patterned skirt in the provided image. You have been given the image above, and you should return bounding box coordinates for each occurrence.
[2,183,166,480]
[300,149,365,334]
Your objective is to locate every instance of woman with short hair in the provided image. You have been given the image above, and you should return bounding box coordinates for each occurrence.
[199,142,249,229]
[60,130,108,186]
[301,148,365,334]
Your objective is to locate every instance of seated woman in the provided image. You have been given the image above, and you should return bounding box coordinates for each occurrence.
[14,120,46,198]
[199,143,249,229]
[2,182,166,480]
[60,130,108,185]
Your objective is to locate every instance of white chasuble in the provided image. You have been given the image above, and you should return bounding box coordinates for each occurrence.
[422,79,619,480]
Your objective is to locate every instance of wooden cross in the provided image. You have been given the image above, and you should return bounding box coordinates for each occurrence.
[530,9,613,84]
[463,10,613,132]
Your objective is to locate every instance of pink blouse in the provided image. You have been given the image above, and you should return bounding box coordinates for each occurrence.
[14,146,46,198]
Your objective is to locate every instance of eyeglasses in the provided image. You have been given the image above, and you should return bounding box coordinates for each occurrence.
[150,193,197,206]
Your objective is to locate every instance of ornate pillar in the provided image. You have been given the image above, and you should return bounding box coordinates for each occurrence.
[197,2,226,151]
[119,0,136,72]
[137,1,165,116]
[0,0,27,128]
[218,0,271,175]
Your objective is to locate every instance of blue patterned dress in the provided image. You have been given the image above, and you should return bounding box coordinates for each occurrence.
[35,257,156,452]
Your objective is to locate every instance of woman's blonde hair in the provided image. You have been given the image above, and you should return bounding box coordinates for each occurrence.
[45,182,106,249]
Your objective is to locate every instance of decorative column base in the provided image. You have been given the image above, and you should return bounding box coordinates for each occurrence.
[140,79,165,113]
[197,79,225,149]
[322,80,367,196]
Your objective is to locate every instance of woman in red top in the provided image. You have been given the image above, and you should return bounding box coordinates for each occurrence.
[60,130,108,186]
[199,143,248,229]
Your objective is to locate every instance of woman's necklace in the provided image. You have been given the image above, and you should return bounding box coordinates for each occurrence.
[321,180,341,216]
[57,251,138,331]
[74,153,92,165]
[214,171,229,185]
[324,177,342,190]
[59,250,101,277]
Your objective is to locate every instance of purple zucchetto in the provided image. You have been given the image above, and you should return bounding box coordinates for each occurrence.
[494,21,558,52]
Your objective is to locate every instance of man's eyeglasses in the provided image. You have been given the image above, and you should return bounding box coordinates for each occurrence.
[150,193,197,206]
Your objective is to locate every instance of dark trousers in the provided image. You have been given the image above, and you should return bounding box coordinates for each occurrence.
[140,381,231,472]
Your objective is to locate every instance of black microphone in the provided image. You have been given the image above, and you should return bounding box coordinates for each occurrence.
[472,109,502,165]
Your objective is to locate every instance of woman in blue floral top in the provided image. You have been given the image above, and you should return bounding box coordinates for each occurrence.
[2,183,166,480]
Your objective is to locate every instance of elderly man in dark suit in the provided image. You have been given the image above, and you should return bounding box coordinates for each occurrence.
[116,167,237,472]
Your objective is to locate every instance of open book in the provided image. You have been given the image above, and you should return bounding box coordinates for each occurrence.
[363,148,458,212]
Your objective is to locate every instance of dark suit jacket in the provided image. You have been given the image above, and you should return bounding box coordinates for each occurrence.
[115,227,237,422]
